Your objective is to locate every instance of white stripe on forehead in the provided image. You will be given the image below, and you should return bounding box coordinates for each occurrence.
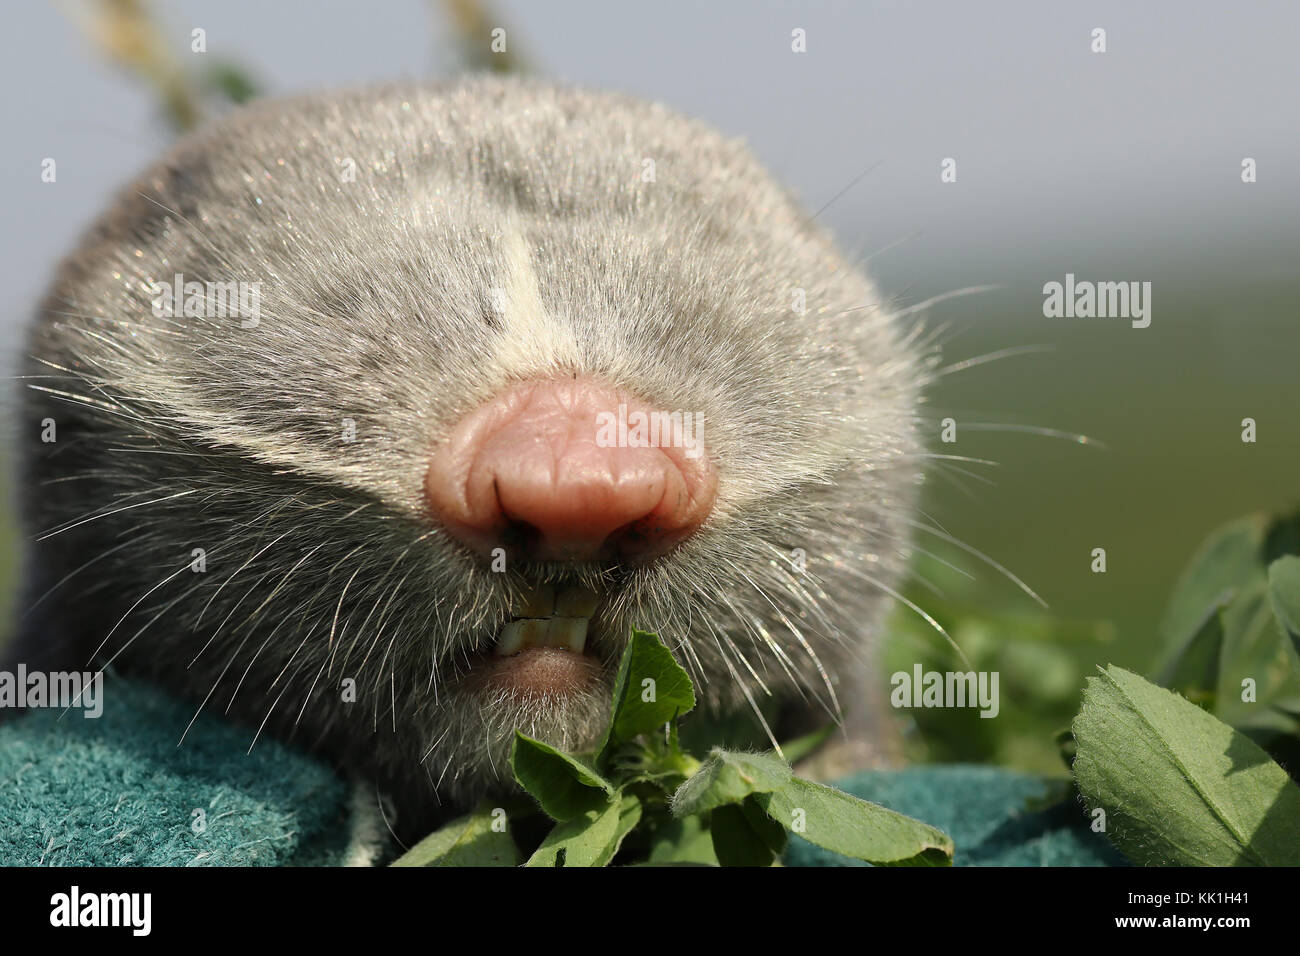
[489,224,581,378]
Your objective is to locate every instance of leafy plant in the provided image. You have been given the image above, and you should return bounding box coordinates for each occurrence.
[1071,508,1300,865]
[395,509,1300,868]
[1073,664,1300,865]
[882,593,1113,775]
[394,630,954,867]
[1153,511,1300,744]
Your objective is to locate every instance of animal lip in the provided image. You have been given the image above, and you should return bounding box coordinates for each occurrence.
[493,584,602,658]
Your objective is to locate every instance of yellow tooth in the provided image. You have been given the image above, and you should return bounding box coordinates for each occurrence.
[513,585,555,618]
[545,618,588,654]
[495,621,525,657]
[555,586,599,617]
[494,619,549,657]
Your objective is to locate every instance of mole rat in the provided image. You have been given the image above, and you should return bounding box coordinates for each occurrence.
[11,75,927,834]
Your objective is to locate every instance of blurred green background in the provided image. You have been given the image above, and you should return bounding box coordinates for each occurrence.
[913,275,1297,658]
[880,270,1298,773]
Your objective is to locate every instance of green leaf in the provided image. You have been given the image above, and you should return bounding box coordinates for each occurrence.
[390,802,520,867]
[1153,599,1225,700]
[709,803,778,867]
[1159,515,1266,654]
[670,749,792,817]
[510,732,613,821]
[525,792,642,867]
[742,794,790,856]
[599,630,696,761]
[1263,510,1300,564]
[1267,555,1300,657]
[758,777,954,866]
[1214,581,1300,730]
[1072,664,1300,865]
[646,816,719,865]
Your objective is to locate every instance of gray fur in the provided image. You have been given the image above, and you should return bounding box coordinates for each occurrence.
[16,76,929,826]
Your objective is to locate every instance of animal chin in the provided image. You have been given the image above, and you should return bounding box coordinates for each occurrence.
[474,583,605,696]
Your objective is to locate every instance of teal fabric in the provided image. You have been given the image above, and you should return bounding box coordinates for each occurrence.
[0,678,1123,866]
[0,679,351,866]
[783,765,1126,866]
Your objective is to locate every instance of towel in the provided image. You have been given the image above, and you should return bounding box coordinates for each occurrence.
[784,765,1126,866]
[0,678,1123,866]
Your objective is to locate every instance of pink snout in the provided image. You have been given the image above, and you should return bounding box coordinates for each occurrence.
[426,378,716,562]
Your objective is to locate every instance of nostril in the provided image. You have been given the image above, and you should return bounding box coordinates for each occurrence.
[426,377,717,564]
[604,518,668,559]
[499,517,542,555]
